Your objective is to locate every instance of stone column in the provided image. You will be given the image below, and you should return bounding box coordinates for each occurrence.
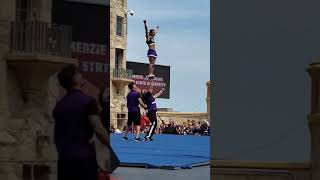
[307,62,320,180]
[110,0,129,128]
[0,49,9,123]
[0,0,16,125]
[206,81,211,121]
[110,0,117,127]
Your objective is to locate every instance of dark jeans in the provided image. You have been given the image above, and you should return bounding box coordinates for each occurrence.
[58,158,98,180]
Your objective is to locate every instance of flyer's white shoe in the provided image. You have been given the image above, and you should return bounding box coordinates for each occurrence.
[147,74,155,79]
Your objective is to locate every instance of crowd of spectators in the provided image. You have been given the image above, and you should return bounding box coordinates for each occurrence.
[158,119,210,136]
[110,119,210,136]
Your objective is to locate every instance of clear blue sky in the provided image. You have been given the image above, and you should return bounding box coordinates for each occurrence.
[127,0,210,112]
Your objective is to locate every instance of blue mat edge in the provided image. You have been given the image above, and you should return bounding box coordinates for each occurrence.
[119,161,210,170]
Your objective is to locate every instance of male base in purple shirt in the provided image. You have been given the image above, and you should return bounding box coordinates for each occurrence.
[123,82,147,141]
[141,80,165,141]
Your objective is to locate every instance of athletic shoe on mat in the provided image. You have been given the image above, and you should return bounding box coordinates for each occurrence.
[143,137,153,141]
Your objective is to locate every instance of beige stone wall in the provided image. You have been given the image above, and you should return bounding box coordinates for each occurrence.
[0,61,59,178]
[0,0,15,128]
[0,0,16,21]
[110,0,128,71]
[110,0,130,127]
[0,0,68,179]
[1,54,62,179]
[0,7,17,180]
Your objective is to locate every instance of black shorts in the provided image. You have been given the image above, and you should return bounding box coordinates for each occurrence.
[128,111,141,126]
[147,111,157,123]
[57,158,97,180]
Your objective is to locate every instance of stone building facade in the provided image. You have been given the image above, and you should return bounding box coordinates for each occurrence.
[109,0,134,129]
[0,0,78,179]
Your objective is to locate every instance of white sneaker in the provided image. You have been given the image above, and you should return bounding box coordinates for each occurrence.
[147,74,155,79]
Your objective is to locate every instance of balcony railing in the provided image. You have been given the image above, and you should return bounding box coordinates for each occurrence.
[113,68,133,79]
[9,21,72,57]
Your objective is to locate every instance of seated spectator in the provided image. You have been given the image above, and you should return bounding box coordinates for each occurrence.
[168,120,175,128]
[201,122,211,135]
[187,120,192,127]
[110,124,116,133]
[184,128,189,135]
[158,123,166,134]
[192,126,200,136]
[176,125,183,135]
[191,120,197,127]
[206,126,211,136]
[144,126,150,134]
[183,122,187,127]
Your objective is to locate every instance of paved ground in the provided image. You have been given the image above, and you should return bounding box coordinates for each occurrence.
[111,165,210,180]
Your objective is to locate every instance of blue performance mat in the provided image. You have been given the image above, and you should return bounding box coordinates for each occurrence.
[110,133,210,169]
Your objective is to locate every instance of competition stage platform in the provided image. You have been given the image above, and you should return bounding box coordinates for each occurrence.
[110,133,210,170]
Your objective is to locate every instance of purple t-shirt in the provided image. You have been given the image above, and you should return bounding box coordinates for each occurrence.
[127,90,140,112]
[144,91,157,112]
[53,90,98,160]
